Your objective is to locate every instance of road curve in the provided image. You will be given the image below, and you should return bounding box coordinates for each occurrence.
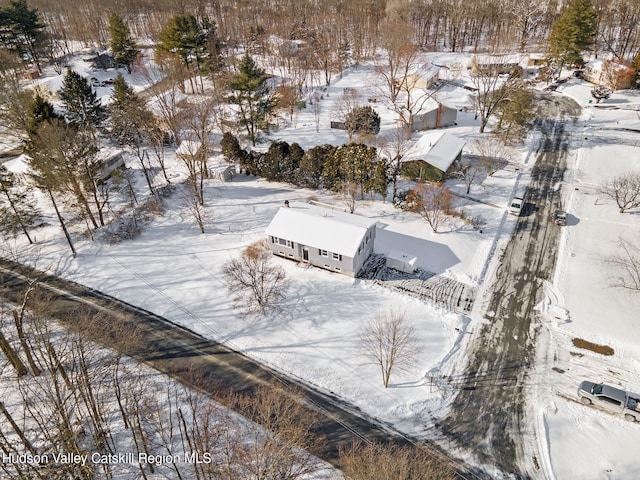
[0,256,474,477]
[438,94,581,478]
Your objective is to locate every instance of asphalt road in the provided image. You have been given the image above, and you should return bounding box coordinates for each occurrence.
[0,257,472,477]
[439,94,582,478]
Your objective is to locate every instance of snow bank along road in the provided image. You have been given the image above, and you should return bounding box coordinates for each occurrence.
[439,94,582,478]
[0,257,477,478]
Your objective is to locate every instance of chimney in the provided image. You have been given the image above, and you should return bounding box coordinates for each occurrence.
[283,200,290,208]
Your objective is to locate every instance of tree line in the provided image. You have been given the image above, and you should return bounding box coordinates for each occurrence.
[13,0,640,64]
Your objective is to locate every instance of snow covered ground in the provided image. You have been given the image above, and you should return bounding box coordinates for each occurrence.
[3,50,640,478]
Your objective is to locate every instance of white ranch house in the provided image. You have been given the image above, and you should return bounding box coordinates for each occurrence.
[265,202,377,277]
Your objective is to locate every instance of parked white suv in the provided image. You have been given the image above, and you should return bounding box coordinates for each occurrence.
[509,197,523,216]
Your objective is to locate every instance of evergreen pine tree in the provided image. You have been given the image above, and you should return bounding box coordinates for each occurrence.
[0,0,47,73]
[297,144,335,188]
[548,0,597,67]
[109,73,148,146]
[262,141,290,181]
[228,53,275,146]
[157,14,207,72]
[59,68,106,130]
[109,12,139,74]
[26,93,59,138]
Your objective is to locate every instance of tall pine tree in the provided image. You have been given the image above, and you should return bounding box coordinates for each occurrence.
[59,68,106,130]
[109,13,139,74]
[228,53,275,146]
[26,93,59,138]
[0,0,47,73]
[109,73,148,146]
[548,0,597,67]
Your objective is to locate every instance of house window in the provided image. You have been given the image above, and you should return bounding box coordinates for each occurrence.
[286,240,294,248]
[332,253,342,261]
[319,249,328,257]
[270,236,276,243]
[278,238,287,246]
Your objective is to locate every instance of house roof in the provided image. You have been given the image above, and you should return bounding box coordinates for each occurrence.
[266,202,377,258]
[2,154,32,175]
[413,98,456,116]
[402,131,466,172]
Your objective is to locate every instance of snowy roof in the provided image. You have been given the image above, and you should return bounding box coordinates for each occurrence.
[209,163,234,173]
[387,250,417,266]
[266,202,378,257]
[96,146,123,161]
[473,54,528,68]
[2,154,33,175]
[176,140,202,157]
[402,131,466,172]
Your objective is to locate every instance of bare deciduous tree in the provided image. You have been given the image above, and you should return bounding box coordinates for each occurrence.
[451,156,487,194]
[340,181,360,213]
[183,183,206,234]
[600,172,640,213]
[360,309,419,388]
[608,237,640,291]
[222,240,289,313]
[471,136,511,176]
[470,55,526,133]
[406,183,455,233]
[340,441,456,480]
[377,127,412,201]
[234,386,324,480]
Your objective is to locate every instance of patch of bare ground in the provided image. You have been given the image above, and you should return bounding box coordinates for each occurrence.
[572,338,615,356]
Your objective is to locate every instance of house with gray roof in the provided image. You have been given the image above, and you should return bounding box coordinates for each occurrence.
[265,201,377,277]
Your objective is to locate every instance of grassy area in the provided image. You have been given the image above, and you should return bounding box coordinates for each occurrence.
[572,337,615,356]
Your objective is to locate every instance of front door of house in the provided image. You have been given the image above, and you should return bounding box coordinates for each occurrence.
[303,248,309,261]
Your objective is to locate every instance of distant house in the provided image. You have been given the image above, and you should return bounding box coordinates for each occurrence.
[412,100,457,132]
[209,163,235,182]
[265,201,378,277]
[401,131,466,182]
[582,59,634,90]
[2,148,125,183]
[471,54,528,76]
[95,148,125,182]
[404,66,440,90]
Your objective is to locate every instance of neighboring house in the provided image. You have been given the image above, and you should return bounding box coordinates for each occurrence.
[265,201,378,277]
[471,54,528,76]
[404,66,440,90]
[412,100,457,132]
[582,59,634,90]
[209,163,235,182]
[95,148,125,182]
[2,148,124,183]
[401,131,466,182]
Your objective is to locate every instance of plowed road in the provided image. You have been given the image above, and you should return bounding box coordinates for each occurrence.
[439,94,581,478]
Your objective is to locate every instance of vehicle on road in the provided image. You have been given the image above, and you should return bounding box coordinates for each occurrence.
[509,197,523,216]
[578,381,640,422]
[553,210,567,226]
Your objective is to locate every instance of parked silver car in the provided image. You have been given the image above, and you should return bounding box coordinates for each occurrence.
[578,381,640,422]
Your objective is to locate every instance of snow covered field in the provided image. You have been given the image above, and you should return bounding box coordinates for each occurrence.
[3,49,640,478]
